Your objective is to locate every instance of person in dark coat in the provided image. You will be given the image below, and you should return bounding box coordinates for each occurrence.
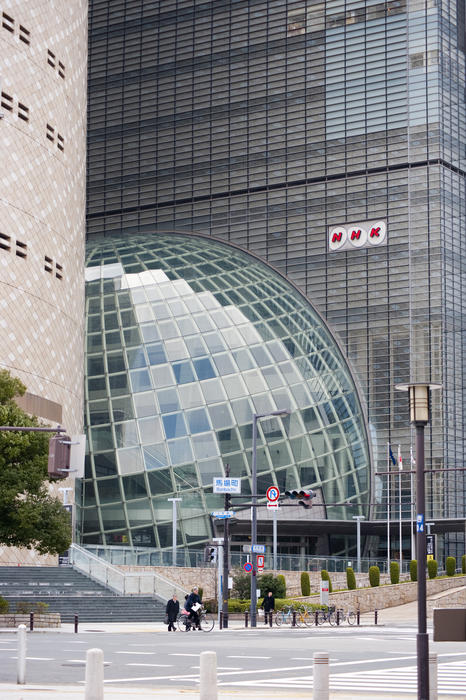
[166,593,179,631]
[185,586,202,629]
[261,590,275,625]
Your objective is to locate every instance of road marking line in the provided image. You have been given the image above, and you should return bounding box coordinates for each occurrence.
[126,663,173,668]
[10,657,54,661]
[227,655,271,659]
[115,651,155,655]
[169,653,199,657]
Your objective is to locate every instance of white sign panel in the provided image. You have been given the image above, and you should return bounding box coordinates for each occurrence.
[320,580,329,606]
[267,502,279,509]
[213,477,241,494]
[328,220,387,252]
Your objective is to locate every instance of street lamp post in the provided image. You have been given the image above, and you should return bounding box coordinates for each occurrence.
[396,382,441,700]
[167,497,182,567]
[352,515,365,573]
[250,409,290,628]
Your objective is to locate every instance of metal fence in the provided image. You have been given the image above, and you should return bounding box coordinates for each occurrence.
[80,544,394,574]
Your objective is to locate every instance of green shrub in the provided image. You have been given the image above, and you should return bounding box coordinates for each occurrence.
[446,556,456,576]
[462,554,466,575]
[369,566,380,587]
[0,596,9,614]
[35,601,49,614]
[410,559,417,582]
[321,569,333,593]
[15,601,34,614]
[300,571,310,597]
[231,570,252,599]
[203,598,217,613]
[276,574,286,598]
[427,559,438,579]
[227,599,250,613]
[390,561,400,585]
[198,587,203,601]
[258,573,286,599]
[346,567,356,590]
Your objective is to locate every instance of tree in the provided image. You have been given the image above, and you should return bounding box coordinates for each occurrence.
[0,370,71,554]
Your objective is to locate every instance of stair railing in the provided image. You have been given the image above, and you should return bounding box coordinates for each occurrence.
[69,544,188,601]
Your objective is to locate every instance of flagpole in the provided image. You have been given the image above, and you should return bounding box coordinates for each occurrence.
[387,442,391,574]
[398,444,403,573]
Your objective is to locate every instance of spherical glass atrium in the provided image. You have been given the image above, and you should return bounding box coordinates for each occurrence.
[79,233,370,551]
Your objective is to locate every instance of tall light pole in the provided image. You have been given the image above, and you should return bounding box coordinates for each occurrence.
[167,497,182,567]
[352,515,365,573]
[396,382,441,700]
[250,409,290,628]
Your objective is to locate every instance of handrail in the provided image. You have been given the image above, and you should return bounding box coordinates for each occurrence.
[69,544,188,602]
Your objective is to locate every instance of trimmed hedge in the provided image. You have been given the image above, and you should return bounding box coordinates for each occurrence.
[410,559,417,582]
[321,569,333,593]
[300,571,310,597]
[390,561,400,585]
[15,601,49,615]
[227,598,326,614]
[462,554,466,575]
[369,566,380,587]
[427,559,438,580]
[346,567,356,590]
[276,574,286,598]
[0,596,8,614]
[446,556,456,576]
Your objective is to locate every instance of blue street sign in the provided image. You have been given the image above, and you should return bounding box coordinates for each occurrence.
[211,511,235,519]
[252,544,266,554]
[417,514,424,533]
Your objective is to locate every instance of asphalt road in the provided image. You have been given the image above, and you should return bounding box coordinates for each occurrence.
[1,625,466,696]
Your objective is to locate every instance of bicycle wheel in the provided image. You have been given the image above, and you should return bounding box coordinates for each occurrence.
[328,611,338,626]
[347,610,356,625]
[275,611,284,626]
[295,606,306,628]
[199,613,214,632]
[177,613,191,632]
[303,607,315,627]
[316,610,327,626]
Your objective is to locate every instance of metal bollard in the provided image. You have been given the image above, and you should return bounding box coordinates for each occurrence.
[244,610,248,627]
[219,611,223,630]
[74,614,79,633]
[357,608,360,626]
[269,611,273,628]
[17,624,27,685]
[29,612,34,632]
[292,610,296,627]
[313,651,329,700]
[336,610,340,626]
[223,611,228,629]
[84,648,104,700]
[374,609,378,625]
[429,652,438,700]
[315,610,319,626]
[200,650,218,700]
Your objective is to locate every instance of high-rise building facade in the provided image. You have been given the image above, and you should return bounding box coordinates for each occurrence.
[0,0,87,434]
[0,1,87,563]
[87,1,466,554]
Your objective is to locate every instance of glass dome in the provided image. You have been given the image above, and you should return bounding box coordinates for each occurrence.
[80,232,370,551]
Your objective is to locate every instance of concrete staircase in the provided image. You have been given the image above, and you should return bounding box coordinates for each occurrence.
[0,566,166,622]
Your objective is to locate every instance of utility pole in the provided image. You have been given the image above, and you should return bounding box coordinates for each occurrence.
[222,464,230,628]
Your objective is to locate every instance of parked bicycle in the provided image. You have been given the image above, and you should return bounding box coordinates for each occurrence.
[177,606,215,632]
[329,608,356,626]
[296,605,316,628]
[275,604,294,626]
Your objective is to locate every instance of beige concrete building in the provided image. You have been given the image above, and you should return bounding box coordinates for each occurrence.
[0,1,87,565]
[0,0,87,434]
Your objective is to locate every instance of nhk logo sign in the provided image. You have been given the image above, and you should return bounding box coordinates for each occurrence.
[328,220,387,252]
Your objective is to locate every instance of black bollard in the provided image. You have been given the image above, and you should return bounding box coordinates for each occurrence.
[269,611,273,628]
[336,610,340,626]
[29,612,34,632]
[374,609,378,625]
[315,610,319,626]
[245,610,248,628]
[74,614,78,633]
[357,608,360,626]
[219,611,223,630]
[292,610,296,627]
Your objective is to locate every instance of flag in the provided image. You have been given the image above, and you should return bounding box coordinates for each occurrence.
[398,444,403,471]
[410,445,416,467]
[388,444,396,466]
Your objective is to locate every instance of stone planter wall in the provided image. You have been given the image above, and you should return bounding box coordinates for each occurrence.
[0,613,60,628]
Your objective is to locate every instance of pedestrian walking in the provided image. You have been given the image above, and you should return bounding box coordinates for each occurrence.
[166,593,179,632]
[261,590,275,625]
[185,586,202,630]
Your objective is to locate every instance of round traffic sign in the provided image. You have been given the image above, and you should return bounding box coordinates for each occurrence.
[243,562,253,573]
[266,486,280,502]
